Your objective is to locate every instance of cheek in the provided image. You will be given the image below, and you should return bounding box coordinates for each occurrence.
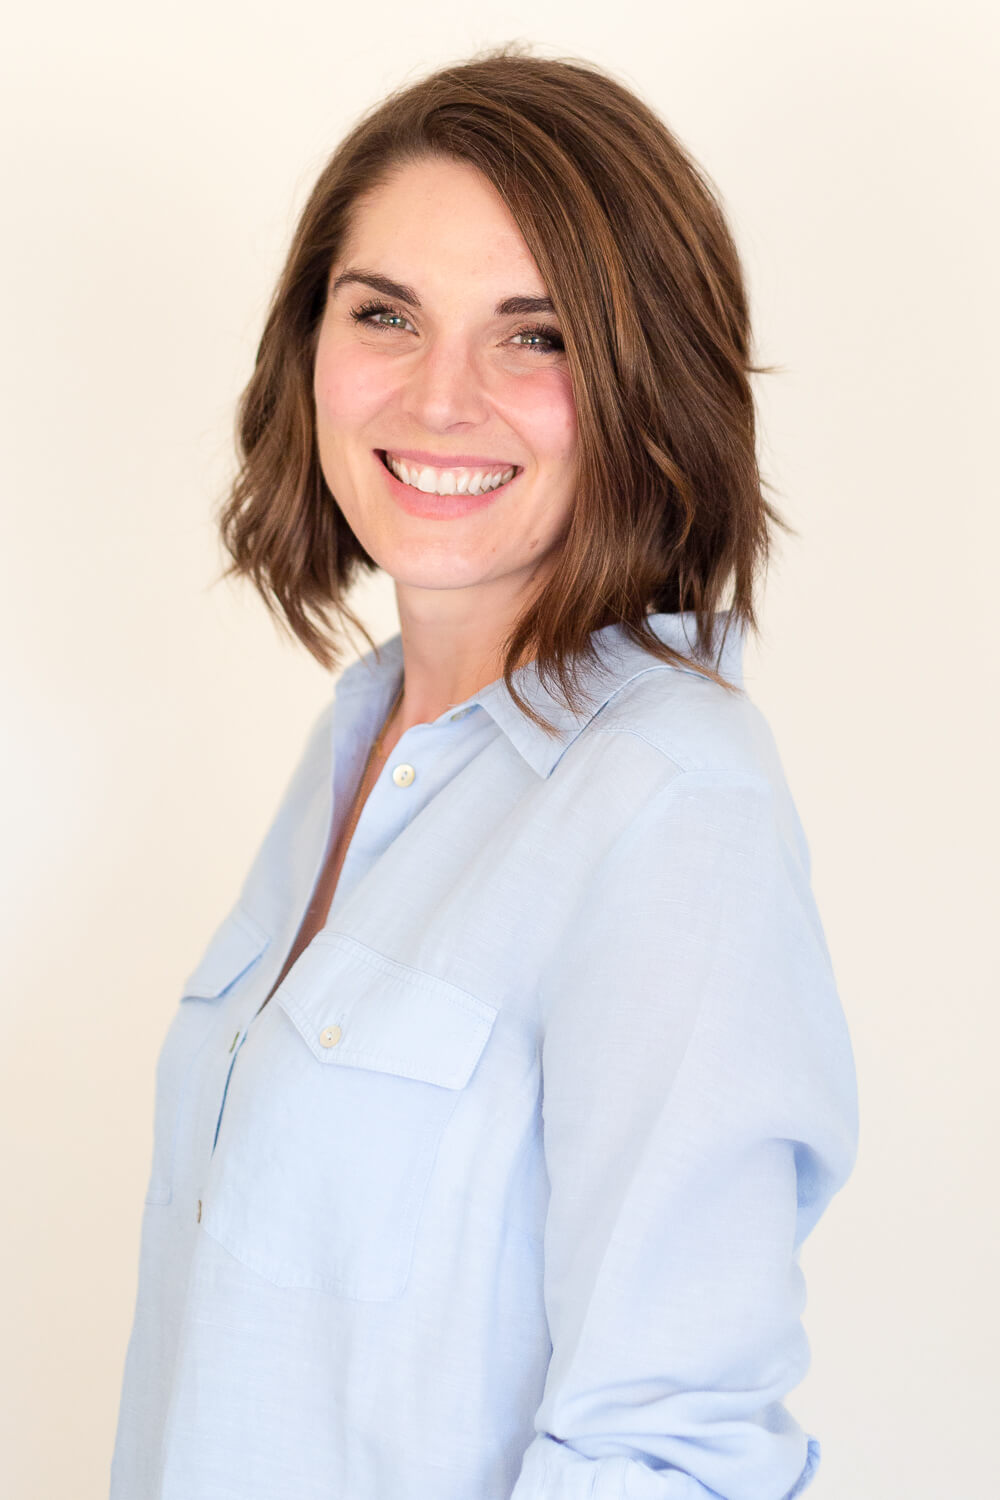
[314,344,394,428]
[507,369,577,462]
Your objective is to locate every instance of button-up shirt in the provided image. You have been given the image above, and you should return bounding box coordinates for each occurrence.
[110,610,858,1500]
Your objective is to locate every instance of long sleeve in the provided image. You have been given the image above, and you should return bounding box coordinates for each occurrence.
[509,769,859,1500]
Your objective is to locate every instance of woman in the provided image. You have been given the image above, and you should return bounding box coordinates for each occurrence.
[111,47,858,1500]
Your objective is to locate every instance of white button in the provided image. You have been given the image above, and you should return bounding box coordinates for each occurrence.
[196,1198,202,1222]
[319,1025,342,1048]
[392,763,415,787]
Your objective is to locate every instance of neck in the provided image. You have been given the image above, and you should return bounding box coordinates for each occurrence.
[389,573,543,734]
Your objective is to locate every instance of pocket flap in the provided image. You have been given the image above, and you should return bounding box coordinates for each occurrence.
[180,907,271,1000]
[275,934,497,1090]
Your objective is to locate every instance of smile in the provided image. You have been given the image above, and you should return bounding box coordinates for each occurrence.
[380,450,519,497]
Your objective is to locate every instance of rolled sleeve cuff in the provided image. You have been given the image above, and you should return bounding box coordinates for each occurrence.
[509,1432,822,1500]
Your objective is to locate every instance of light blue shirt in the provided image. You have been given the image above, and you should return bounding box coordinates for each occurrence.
[110,610,858,1500]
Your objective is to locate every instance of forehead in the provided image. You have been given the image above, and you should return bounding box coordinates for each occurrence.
[336,157,549,303]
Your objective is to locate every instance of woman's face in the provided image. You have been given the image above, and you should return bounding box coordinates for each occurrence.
[313,156,578,614]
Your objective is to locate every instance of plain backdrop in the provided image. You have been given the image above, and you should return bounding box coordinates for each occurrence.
[1,4,996,1497]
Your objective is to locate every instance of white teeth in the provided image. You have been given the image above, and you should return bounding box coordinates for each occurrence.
[385,453,516,497]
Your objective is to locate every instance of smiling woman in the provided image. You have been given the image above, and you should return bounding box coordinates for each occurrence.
[110,42,858,1500]
[216,43,786,727]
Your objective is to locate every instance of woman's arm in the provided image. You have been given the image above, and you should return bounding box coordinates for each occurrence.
[510,770,859,1500]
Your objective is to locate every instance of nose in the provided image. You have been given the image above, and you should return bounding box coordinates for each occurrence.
[398,332,492,433]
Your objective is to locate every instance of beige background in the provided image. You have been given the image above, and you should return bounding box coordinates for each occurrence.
[2,3,996,1496]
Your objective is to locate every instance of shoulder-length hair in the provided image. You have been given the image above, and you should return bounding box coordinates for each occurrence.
[218,43,788,733]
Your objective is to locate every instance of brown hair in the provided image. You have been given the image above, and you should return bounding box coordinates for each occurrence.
[217,42,789,732]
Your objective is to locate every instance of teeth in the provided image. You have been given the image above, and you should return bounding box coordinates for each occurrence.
[385,453,516,497]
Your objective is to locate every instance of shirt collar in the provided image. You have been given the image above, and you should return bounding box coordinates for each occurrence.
[334,610,746,779]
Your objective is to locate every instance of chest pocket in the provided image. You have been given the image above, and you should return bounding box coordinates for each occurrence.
[144,907,271,1206]
[199,932,498,1302]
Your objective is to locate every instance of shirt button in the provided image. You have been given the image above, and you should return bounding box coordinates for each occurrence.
[196,1199,202,1222]
[392,763,415,787]
[320,1025,342,1048]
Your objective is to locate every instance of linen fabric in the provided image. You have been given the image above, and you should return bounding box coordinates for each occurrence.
[109,609,858,1500]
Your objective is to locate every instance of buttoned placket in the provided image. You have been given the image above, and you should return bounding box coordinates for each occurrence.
[195,706,482,1228]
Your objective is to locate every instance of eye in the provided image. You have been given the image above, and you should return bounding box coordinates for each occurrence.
[349,298,413,333]
[346,300,564,354]
[509,323,565,354]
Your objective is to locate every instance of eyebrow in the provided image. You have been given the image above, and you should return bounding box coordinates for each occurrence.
[329,267,556,318]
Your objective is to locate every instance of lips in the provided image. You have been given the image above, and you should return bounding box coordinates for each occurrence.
[375,447,519,519]
[378,450,517,497]
[378,447,521,470]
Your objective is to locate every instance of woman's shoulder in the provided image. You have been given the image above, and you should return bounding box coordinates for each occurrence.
[545,610,784,790]
[566,661,813,882]
[586,658,788,788]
